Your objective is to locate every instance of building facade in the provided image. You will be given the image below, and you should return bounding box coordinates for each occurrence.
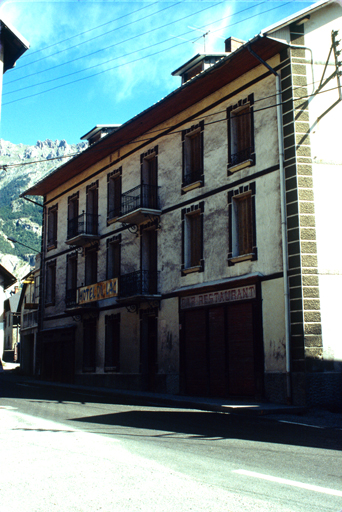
[23,0,342,406]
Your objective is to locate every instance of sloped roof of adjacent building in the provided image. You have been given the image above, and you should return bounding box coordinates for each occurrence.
[0,18,30,72]
[0,264,17,290]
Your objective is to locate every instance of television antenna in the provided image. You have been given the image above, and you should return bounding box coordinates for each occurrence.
[188,26,211,53]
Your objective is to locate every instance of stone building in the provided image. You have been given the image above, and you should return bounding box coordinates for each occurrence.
[22,0,342,406]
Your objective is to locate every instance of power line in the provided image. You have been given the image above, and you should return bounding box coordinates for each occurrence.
[2,83,339,171]
[6,1,180,79]
[3,1,294,103]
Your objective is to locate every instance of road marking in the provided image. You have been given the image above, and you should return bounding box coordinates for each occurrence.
[233,469,342,497]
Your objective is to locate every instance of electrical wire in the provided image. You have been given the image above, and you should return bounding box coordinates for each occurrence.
[3,1,293,103]
[1,82,340,171]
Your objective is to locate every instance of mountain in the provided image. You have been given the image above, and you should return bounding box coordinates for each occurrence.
[0,138,87,278]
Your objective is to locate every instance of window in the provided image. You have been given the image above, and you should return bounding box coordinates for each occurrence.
[141,225,158,294]
[85,247,98,286]
[181,202,204,274]
[47,204,58,249]
[182,122,204,191]
[45,260,56,306]
[86,181,99,235]
[141,147,158,209]
[66,252,78,307]
[105,314,120,371]
[67,192,79,239]
[227,94,255,172]
[107,167,122,222]
[83,318,96,372]
[106,236,121,280]
[228,183,257,265]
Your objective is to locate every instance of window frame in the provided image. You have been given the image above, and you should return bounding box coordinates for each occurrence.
[84,246,98,286]
[66,252,78,307]
[107,167,122,224]
[228,183,257,265]
[45,259,56,306]
[67,192,79,240]
[141,146,158,210]
[106,235,121,280]
[182,121,204,193]
[181,202,204,275]
[227,94,255,174]
[47,204,58,250]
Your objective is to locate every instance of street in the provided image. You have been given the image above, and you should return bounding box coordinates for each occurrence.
[1,372,342,512]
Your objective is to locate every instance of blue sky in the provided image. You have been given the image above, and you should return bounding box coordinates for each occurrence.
[0,0,314,146]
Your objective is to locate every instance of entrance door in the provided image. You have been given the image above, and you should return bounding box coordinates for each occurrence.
[227,302,256,396]
[141,313,158,391]
[208,307,226,397]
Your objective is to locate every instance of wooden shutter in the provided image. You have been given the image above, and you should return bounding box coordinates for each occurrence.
[237,193,252,255]
[190,212,202,267]
[236,106,251,153]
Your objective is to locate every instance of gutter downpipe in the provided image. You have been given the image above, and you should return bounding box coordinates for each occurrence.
[247,44,292,404]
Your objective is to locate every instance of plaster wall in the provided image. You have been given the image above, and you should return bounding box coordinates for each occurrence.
[262,277,286,372]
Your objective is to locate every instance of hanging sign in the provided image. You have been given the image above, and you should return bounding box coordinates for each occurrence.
[78,278,118,304]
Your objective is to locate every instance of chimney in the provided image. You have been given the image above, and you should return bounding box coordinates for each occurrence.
[225,37,245,53]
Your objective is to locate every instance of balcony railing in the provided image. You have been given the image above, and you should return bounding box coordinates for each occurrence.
[230,146,253,167]
[65,288,77,308]
[22,311,38,329]
[119,270,159,299]
[67,212,99,240]
[120,184,159,217]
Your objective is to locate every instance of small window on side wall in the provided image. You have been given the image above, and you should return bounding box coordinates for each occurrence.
[182,121,204,192]
[45,260,56,306]
[227,94,255,173]
[181,202,204,275]
[107,167,122,223]
[47,204,58,250]
[228,183,257,265]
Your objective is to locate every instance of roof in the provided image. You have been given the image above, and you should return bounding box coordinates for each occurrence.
[0,18,29,72]
[171,53,227,77]
[0,264,17,290]
[261,0,339,35]
[22,34,288,198]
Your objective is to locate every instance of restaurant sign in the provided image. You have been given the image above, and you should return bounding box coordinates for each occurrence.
[78,278,118,305]
[180,285,256,310]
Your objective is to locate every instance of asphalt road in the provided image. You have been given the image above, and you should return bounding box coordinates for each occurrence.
[1,372,342,512]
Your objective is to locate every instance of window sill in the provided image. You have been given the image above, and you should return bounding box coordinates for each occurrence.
[182,265,202,275]
[47,243,57,251]
[228,253,255,265]
[182,180,203,193]
[228,159,253,173]
[107,216,118,226]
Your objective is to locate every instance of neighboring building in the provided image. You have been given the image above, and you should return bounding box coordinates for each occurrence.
[17,256,40,375]
[3,289,20,361]
[0,264,17,359]
[22,0,342,406]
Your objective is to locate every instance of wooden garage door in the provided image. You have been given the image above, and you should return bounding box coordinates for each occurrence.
[184,309,208,396]
[208,306,226,397]
[227,302,255,396]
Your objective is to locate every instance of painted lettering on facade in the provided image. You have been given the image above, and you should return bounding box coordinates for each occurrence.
[180,285,256,309]
[78,278,118,304]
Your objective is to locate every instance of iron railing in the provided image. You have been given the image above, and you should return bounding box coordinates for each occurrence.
[230,146,253,167]
[120,184,159,217]
[65,288,77,308]
[120,270,159,298]
[67,212,99,239]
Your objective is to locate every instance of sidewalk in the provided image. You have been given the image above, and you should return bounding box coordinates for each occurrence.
[2,365,342,429]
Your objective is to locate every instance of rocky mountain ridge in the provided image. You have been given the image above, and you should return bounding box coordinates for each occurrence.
[0,138,87,279]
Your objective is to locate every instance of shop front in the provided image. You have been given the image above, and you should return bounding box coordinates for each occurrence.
[179,279,264,398]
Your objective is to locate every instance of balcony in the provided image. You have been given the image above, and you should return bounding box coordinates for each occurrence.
[117,184,161,225]
[119,270,160,303]
[66,212,100,247]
